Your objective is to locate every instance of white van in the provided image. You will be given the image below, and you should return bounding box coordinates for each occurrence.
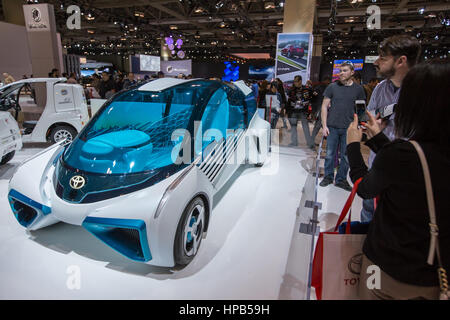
[0,78,89,143]
[0,110,22,164]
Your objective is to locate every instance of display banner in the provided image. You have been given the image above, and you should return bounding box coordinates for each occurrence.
[160,60,192,77]
[23,4,51,32]
[275,33,313,85]
[332,59,363,82]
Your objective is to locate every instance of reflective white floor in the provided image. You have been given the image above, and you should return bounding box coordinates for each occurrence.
[0,130,364,299]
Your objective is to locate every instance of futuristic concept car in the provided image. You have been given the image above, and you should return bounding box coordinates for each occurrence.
[8,78,270,267]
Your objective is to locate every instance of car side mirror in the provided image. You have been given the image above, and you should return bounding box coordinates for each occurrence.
[0,99,9,111]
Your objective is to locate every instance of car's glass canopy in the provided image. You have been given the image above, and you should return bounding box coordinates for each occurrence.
[62,80,255,176]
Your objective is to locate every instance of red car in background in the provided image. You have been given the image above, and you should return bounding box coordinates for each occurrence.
[281,45,305,59]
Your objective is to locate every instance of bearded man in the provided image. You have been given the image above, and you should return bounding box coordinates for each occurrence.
[360,35,421,222]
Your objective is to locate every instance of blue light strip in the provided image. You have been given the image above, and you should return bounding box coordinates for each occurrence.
[8,189,51,216]
[82,216,152,262]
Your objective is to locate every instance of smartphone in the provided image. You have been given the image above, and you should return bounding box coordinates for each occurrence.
[355,100,368,124]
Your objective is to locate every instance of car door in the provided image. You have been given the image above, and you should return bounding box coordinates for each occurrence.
[199,86,246,190]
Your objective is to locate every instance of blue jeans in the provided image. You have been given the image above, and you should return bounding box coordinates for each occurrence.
[324,126,349,183]
[270,110,280,129]
[361,198,375,223]
[289,112,313,147]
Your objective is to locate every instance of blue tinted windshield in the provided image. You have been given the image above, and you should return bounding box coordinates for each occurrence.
[63,80,222,174]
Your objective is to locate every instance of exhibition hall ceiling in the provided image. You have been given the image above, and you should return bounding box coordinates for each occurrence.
[2,0,449,60]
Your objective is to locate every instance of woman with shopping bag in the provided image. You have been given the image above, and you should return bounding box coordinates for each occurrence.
[344,60,450,300]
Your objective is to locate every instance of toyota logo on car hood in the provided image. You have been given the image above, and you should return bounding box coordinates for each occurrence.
[70,175,86,189]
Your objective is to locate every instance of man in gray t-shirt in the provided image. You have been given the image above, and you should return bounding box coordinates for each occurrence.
[320,62,366,191]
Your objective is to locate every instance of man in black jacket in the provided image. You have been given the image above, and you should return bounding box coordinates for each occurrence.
[98,72,116,99]
[286,75,316,149]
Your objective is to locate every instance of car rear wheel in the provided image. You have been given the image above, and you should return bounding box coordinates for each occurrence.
[0,151,15,165]
[50,125,77,144]
[174,196,206,266]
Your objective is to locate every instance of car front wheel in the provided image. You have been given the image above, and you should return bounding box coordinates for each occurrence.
[50,125,77,144]
[174,196,206,266]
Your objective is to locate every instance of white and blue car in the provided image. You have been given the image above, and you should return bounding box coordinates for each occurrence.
[8,78,270,267]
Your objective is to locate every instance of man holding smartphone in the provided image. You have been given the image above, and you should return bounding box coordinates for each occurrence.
[320,61,366,191]
[360,35,421,222]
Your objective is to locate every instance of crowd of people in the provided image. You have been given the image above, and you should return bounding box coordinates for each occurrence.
[249,35,449,300]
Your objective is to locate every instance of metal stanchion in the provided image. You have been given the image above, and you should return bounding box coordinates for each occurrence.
[299,135,325,300]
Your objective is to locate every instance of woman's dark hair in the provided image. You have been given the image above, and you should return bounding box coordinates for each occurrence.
[395,58,450,150]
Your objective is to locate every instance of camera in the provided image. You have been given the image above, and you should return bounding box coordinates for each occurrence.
[378,103,397,120]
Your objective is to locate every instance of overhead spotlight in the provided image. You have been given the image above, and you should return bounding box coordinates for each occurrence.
[170,25,178,30]
[194,7,204,13]
[215,1,224,9]
[418,8,425,14]
[264,2,275,10]
[219,21,226,28]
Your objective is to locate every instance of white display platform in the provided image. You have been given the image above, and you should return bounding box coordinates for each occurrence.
[0,141,362,299]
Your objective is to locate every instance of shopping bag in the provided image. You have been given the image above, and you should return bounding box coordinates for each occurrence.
[311,178,366,300]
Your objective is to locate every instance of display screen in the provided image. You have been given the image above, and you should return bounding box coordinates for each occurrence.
[80,69,96,77]
[249,65,275,81]
[222,61,239,82]
[332,59,363,81]
[139,55,160,72]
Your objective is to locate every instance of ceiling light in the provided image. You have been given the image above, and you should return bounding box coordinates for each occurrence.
[219,21,226,28]
[170,25,178,30]
[215,1,224,9]
[418,8,425,14]
[194,7,204,13]
[265,2,275,10]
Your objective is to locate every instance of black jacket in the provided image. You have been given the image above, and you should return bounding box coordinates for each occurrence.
[98,78,116,99]
[347,133,450,286]
[286,85,315,117]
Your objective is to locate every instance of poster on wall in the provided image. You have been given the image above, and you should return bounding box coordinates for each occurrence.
[332,59,363,82]
[23,4,51,32]
[160,60,192,77]
[275,33,313,85]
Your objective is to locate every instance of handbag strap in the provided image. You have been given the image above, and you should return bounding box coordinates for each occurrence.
[333,177,363,233]
[408,141,442,267]
[409,140,448,299]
